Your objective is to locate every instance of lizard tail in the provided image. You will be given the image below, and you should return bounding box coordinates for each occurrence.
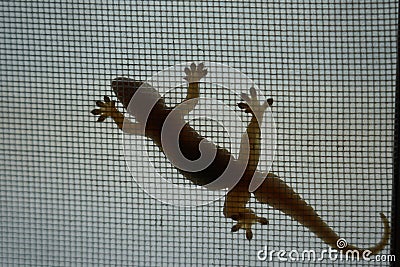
[253,173,390,255]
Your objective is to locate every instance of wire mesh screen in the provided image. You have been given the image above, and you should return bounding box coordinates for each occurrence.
[0,1,398,266]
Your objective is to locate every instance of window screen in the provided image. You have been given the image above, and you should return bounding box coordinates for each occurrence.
[1,1,398,266]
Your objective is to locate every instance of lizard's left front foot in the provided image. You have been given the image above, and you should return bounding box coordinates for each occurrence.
[225,207,268,240]
[91,96,118,122]
[183,62,208,83]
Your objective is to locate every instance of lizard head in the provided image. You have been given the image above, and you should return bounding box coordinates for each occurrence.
[111,77,144,109]
[111,77,168,122]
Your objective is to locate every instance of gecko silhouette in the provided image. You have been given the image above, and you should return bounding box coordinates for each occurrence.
[91,62,390,254]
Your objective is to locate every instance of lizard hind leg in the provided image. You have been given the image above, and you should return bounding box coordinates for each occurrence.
[223,187,268,240]
[229,209,269,241]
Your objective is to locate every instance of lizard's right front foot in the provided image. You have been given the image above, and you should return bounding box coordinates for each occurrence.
[91,96,118,122]
[183,62,208,83]
[238,87,273,119]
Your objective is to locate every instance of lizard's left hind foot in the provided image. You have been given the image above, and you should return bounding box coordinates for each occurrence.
[223,189,268,240]
[228,208,268,240]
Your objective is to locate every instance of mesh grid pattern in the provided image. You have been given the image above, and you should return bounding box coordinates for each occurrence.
[0,1,398,266]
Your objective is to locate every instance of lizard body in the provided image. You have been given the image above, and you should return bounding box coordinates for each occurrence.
[92,63,390,254]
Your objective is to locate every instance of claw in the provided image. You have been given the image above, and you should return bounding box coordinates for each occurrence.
[91,109,101,115]
[238,102,252,113]
[249,87,257,99]
[240,93,250,102]
[96,100,106,107]
[230,222,257,240]
[231,224,241,232]
[258,217,269,225]
[97,115,106,122]
[184,66,191,76]
[231,214,239,221]
[246,229,253,240]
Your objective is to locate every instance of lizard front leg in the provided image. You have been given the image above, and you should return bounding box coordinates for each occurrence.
[91,96,144,135]
[174,62,207,116]
[223,87,272,240]
[183,62,207,100]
